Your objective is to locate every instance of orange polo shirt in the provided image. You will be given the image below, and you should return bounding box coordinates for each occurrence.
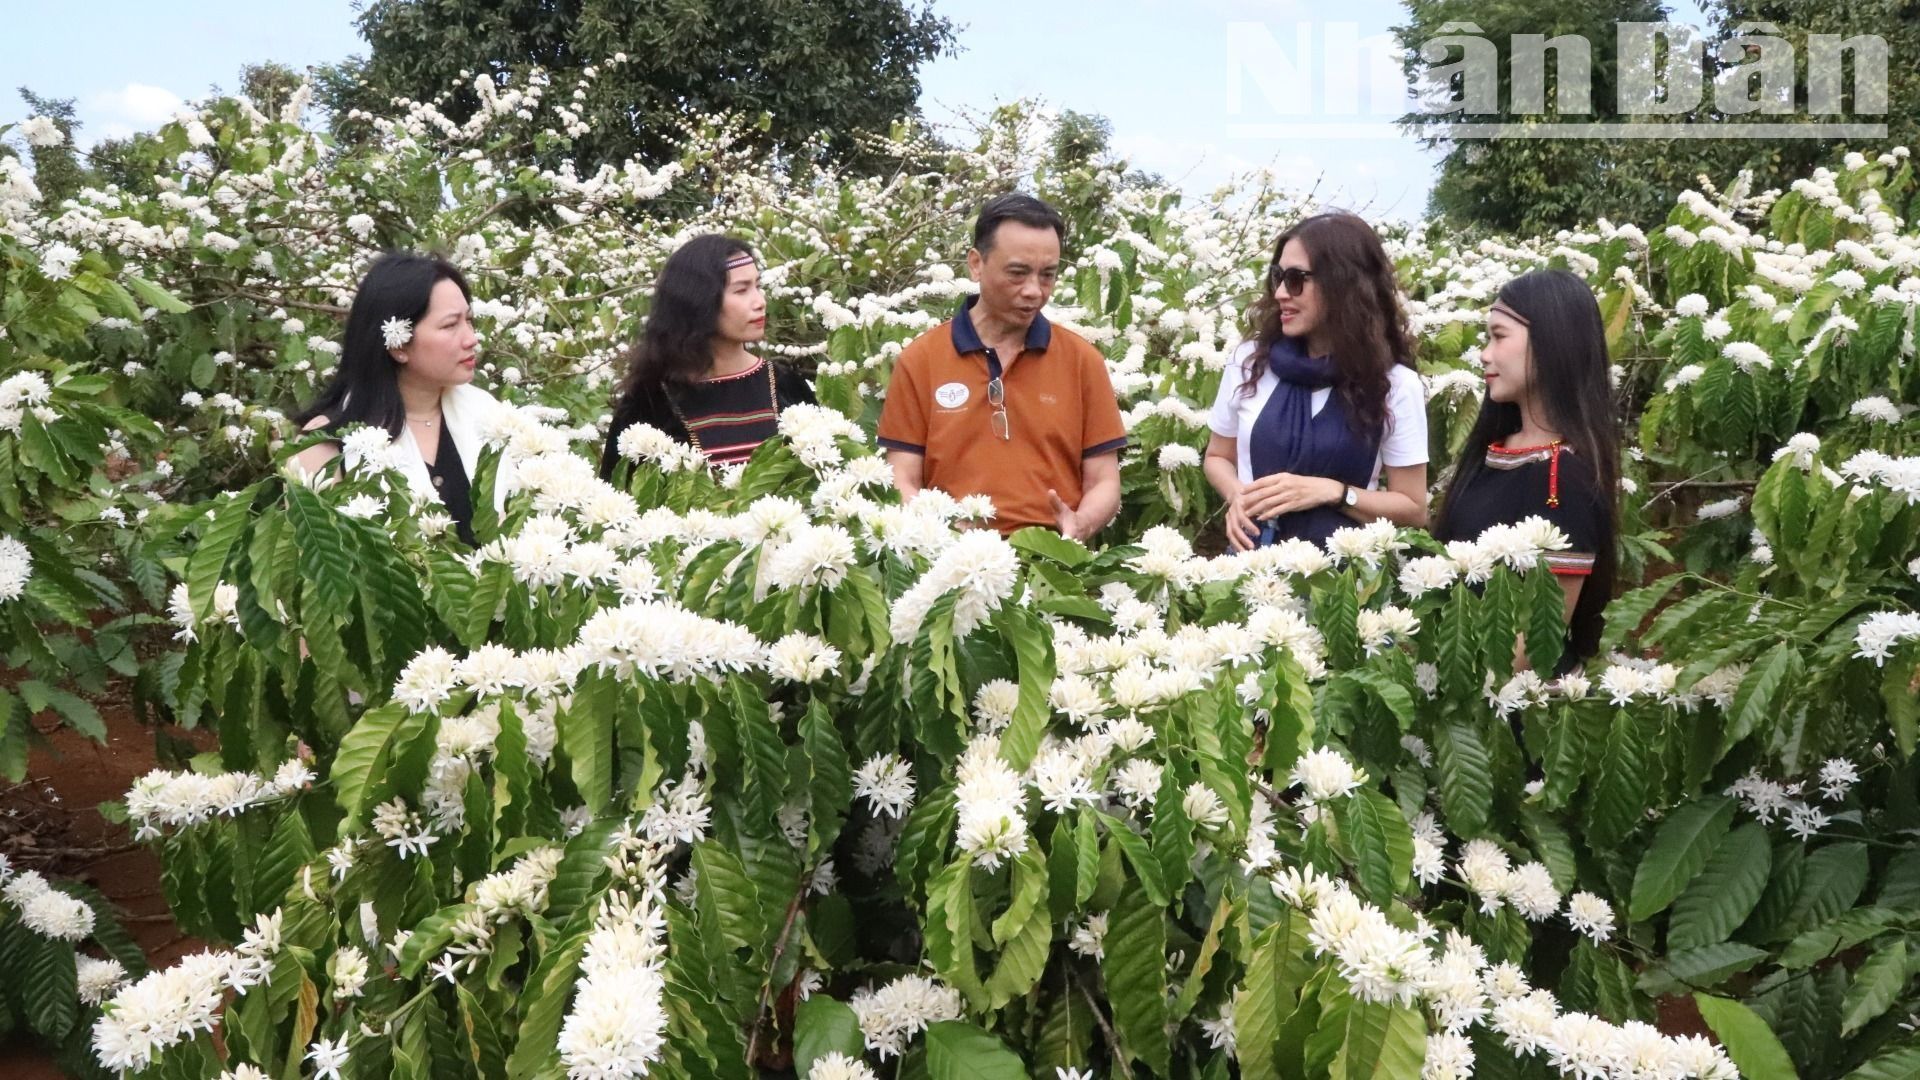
[877,297,1128,533]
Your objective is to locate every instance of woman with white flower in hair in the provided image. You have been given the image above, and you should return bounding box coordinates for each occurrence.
[1435,269,1620,671]
[599,234,815,478]
[291,252,497,544]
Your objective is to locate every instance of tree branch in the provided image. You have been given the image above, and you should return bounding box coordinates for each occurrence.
[1073,970,1137,1080]
[1252,779,1293,815]
[744,872,812,1067]
[222,289,350,318]
[1645,468,1758,508]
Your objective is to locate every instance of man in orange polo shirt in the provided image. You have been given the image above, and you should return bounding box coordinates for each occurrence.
[877,194,1127,539]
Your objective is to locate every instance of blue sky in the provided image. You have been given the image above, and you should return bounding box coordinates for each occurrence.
[5,0,1673,222]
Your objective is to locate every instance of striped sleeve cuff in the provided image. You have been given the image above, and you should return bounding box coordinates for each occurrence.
[876,436,925,454]
[1082,436,1128,458]
[1547,551,1596,576]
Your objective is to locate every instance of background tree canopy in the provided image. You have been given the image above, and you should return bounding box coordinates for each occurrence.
[1395,0,1919,233]
[318,0,956,170]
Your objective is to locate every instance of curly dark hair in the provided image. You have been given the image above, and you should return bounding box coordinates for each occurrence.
[1241,212,1417,439]
[615,233,756,395]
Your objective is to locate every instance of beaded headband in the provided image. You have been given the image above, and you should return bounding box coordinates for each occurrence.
[725,253,756,270]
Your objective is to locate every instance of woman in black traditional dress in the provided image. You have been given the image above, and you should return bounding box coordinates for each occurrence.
[1435,269,1620,670]
[599,235,815,477]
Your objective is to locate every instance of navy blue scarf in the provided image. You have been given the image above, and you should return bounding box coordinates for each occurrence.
[1247,336,1383,547]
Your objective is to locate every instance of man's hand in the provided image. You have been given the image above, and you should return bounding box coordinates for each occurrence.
[1047,488,1090,541]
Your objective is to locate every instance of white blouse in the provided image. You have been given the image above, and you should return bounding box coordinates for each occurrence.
[1207,340,1429,487]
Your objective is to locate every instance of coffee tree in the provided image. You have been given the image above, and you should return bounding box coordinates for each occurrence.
[0,64,1916,1080]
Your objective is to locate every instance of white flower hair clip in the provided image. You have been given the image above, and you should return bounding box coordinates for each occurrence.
[381,317,413,350]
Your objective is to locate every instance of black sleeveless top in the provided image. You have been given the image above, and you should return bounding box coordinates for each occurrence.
[426,422,475,546]
[1436,443,1607,577]
[599,360,817,478]
[1437,443,1611,673]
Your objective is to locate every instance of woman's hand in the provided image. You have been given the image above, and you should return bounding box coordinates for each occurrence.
[1240,472,1344,522]
[1224,487,1261,551]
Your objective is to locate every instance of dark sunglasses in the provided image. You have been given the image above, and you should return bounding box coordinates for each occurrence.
[1270,266,1315,298]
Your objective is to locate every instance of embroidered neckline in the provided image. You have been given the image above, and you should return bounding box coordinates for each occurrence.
[1484,440,1569,507]
[701,356,767,384]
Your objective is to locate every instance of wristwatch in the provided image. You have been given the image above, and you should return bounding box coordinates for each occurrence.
[1340,484,1358,508]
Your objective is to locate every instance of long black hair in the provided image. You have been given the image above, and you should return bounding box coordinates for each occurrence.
[293,251,471,438]
[614,234,755,400]
[1243,212,1417,437]
[1439,269,1620,659]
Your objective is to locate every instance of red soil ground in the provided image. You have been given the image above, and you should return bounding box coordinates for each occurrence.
[2,689,212,1078]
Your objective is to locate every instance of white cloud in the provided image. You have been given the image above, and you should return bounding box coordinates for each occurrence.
[1111,133,1268,191]
[84,83,185,141]
[1227,22,1412,121]
[1110,129,1434,221]
[1152,0,1309,17]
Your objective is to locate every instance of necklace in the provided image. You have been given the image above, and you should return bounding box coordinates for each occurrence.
[407,413,439,427]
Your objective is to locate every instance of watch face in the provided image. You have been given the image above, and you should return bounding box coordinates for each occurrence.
[1344,487,1358,506]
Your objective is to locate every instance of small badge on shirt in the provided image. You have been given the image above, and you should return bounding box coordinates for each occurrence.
[934,382,971,409]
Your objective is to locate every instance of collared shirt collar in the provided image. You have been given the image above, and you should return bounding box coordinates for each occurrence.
[951,294,1051,358]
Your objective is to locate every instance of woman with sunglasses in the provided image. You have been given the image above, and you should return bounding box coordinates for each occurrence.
[599,234,815,478]
[1435,270,1619,671]
[1204,212,1429,551]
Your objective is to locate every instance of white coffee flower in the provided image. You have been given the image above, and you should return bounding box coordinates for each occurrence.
[1850,395,1903,423]
[1506,863,1562,921]
[1398,555,1459,599]
[1182,781,1230,829]
[20,115,65,147]
[973,679,1020,731]
[381,317,413,349]
[0,535,33,603]
[1696,497,1743,521]
[393,646,461,713]
[1157,444,1201,471]
[1028,745,1099,813]
[1721,341,1772,372]
[329,945,370,999]
[1068,912,1108,959]
[810,1052,880,1080]
[38,241,80,280]
[1817,758,1860,801]
[1565,891,1615,942]
[1424,1030,1475,1080]
[850,974,964,1059]
[76,957,129,1005]
[853,755,915,819]
[767,632,840,683]
[1109,758,1164,809]
[1289,748,1365,803]
[1854,610,1920,665]
[953,736,1029,869]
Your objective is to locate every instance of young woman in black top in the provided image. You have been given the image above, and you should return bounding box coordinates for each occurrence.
[599,235,815,478]
[1435,269,1620,670]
